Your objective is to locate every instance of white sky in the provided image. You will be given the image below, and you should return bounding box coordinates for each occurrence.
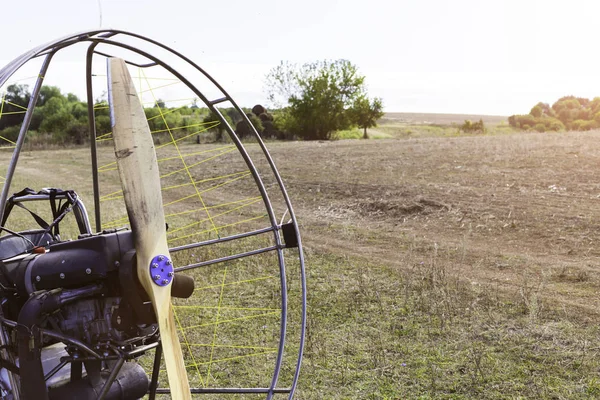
[1,0,600,115]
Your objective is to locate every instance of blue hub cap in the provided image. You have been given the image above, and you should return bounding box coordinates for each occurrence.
[149,254,174,286]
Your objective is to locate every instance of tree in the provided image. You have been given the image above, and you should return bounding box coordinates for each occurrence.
[350,96,384,139]
[265,61,303,108]
[37,86,62,107]
[0,84,31,130]
[39,96,74,140]
[266,59,367,140]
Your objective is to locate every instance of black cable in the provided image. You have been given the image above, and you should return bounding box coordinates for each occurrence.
[0,226,36,249]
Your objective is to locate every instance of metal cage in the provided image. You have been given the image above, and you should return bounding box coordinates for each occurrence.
[0,30,306,399]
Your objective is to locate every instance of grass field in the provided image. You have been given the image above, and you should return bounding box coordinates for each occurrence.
[369,112,514,139]
[3,125,600,399]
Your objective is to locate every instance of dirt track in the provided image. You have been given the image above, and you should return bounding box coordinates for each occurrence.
[265,131,600,321]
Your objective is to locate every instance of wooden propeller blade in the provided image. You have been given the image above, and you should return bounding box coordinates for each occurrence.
[108,58,191,400]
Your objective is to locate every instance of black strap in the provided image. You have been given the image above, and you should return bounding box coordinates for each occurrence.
[36,201,74,246]
[2,188,79,243]
[1,188,37,227]
[49,189,59,237]
[12,203,50,231]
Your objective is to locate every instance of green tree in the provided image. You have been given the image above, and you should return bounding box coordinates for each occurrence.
[71,101,88,121]
[0,84,31,130]
[350,95,384,138]
[39,96,74,140]
[266,59,367,140]
[530,105,542,118]
[265,61,303,108]
[37,86,62,107]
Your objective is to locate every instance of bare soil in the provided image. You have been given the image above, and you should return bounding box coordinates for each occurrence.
[265,131,600,322]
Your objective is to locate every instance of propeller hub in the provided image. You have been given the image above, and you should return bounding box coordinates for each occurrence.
[149,255,174,287]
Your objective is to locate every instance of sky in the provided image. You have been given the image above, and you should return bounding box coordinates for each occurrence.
[2,0,600,115]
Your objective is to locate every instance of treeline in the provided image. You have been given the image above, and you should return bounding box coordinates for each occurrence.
[509,96,600,132]
[0,84,282,146]
[1,57,385,146]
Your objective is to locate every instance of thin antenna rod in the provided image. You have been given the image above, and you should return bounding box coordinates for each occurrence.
[97,0,103,28]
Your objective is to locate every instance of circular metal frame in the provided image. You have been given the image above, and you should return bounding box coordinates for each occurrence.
[0,30,306,399]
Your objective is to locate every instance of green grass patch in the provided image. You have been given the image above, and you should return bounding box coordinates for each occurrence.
[332,128,363,140]
[294,247,600,399]
[332,128,393,140]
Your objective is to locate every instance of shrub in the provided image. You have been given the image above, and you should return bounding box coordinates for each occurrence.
[571,120,585,131]
[557,109,574,125]
[235,114,264,138]
[252,104,267,116]
[261,120,280,139]
[569,120,597,131]
[514,114,536,129]
[590,98,600,114]
[0,126,21,144]
[66,121,88,145]
[459,119,485,133]
[534,123,546,132]
[544,117,565,132]
[258,112,274,122]
[95,115,112,135]
[578,108,591,120]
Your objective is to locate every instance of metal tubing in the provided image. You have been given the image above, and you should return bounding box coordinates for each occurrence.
[44,360,67,382]
[169,226,274,253]
[148,344,162,400]
[0,30,112,88]
[96,357,125,400]
[0,318,100,359]
[93,51,158,68]
[0,53,54,225]
[6,193,92,234]
[124,341,159,357]
[86,42,102,233]
[209,96,228,105]
[175,245,278,272]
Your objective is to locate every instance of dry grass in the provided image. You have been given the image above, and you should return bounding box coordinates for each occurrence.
[381,112,507,126]
[3,128,600,398]
[375,112,513,139]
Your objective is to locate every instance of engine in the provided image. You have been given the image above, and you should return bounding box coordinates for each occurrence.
[0,216,194,399]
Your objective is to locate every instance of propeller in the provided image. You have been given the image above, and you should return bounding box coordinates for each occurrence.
[108,58,191,400]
